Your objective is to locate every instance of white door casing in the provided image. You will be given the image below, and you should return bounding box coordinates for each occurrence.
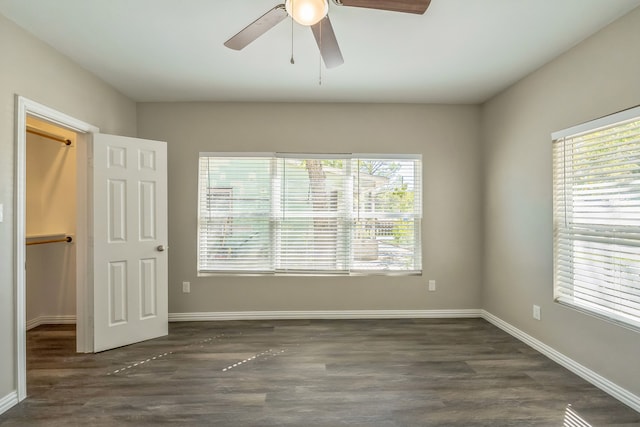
[92,134,168,352]
[16,96,102,401]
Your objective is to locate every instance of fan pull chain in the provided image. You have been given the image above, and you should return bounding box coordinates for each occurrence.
[318,18,322,86]
[290,17,295,64]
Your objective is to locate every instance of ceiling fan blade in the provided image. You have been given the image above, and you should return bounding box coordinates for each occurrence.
[224,4,288,50]
[338,0,431,15]
[311,15,344,69]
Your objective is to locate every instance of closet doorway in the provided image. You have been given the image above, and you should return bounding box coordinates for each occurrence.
[24,117,79,396]
[15,96,98,402]
[25,116,78,331]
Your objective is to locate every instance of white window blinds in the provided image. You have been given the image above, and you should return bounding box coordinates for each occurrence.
[198,153,422,275]
[552,106,640,330]
[197,155,272,272]
[352,156,422,273]
[275,155,351,273]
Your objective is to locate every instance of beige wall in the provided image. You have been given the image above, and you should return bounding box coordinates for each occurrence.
[481,7,640,396]
[0,14,136,400]
[137,102,483,314]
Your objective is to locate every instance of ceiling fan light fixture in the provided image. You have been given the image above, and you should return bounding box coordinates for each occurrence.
[285,0,329,26]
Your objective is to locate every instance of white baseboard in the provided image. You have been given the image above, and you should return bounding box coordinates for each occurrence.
[0,391,18,416]
[26,315,76,331]
[481,310,640,413]
[169,309,482,322]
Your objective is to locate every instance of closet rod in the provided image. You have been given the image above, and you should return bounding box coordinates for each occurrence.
[26,127,72,146]
[26,236,73,246]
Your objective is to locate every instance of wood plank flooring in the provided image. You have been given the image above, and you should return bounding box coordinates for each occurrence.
[1,318,639,426]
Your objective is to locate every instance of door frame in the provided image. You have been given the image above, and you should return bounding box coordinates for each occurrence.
[14,95,99,401]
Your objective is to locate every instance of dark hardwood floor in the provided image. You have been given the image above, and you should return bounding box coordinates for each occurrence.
[1,318,639,426]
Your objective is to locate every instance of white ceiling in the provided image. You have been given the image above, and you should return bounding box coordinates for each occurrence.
[1,0,639,104]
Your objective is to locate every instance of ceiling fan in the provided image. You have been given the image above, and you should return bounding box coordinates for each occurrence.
[224,0,432,69]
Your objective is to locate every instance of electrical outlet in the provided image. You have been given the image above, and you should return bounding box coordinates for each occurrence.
[182,281,191,293]
[0,203,3,222]
[428,279,436,292]
[533,305,541,320]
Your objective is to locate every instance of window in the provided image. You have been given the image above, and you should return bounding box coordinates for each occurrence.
[552,105,640,330]
[198,153,422,275]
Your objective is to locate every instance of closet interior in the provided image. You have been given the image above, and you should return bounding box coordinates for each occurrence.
[25,116,77,330]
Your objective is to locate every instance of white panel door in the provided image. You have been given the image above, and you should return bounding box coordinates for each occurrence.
[92,134,168,352]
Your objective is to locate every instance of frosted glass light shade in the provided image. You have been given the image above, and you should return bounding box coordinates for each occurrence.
[285,0,329,26]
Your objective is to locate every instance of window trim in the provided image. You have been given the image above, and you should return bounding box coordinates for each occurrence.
[197,152,423,276]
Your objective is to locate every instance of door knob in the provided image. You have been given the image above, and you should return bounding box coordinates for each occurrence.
[157,245,167,252]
